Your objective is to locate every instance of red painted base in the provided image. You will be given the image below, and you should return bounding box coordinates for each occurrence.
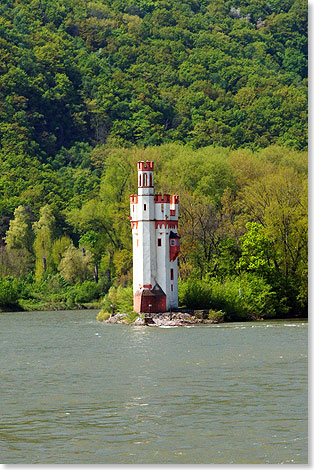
[133,285,167,313]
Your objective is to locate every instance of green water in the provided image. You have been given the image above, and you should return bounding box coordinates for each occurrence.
[0,310,307,464]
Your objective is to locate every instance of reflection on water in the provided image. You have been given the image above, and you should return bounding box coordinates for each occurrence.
[0,311,307,464]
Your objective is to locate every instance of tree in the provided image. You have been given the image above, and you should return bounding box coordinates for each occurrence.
[237,222,276,279]
[79,230,104,283]
[5,205,34,253]
[33,205,56,279]
[179,192,220,278]
[58,244,94,284]
[4,205,35,278]
[51,235,72,271]
[238,167,307,313]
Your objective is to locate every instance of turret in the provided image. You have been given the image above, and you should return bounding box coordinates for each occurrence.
[137,161,154,196]
[130,160,180,313]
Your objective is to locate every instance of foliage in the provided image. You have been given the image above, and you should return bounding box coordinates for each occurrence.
[178,277,211,310]
[101,285,133,313]
[33,205,56,279]
[97,311,111,321]
[71,280,101,303]
[5,274,102,310]
[207,274,277,320]
[125,311,139,323]
[0,277,19,309]
[51,235,72,270]
[58,245,94,284]
[237,222,276,277]
[5,205,34,253]
[207,309,225,323]
[0,0,307,317]
[179,274,278,320]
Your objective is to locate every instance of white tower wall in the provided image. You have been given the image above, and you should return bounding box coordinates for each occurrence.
[130,160,179,312]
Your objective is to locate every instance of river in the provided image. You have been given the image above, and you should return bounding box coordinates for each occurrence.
[0,310,307,464]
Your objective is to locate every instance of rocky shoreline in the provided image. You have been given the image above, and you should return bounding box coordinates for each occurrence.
[102,311,224,327]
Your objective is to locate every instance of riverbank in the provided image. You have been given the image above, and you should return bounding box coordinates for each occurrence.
[99,310,225,326]
[0,300,101,312]
[98,309,308,326]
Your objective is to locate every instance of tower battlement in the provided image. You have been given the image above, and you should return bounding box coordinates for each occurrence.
[130,195,138,204]
[130,161,180,313]
[154,194,171,203]
[137,160,154,171]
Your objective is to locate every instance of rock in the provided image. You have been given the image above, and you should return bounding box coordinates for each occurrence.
[144,315,155,325]
[133,316,145,325]
[104,310,224,326]
[148,312,201,326]
[193,310,208,320]
[106,313,127,324]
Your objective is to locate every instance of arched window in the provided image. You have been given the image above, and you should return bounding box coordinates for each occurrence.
[144,173,147,186]
[139,174,141,186]
[150,173,153,186]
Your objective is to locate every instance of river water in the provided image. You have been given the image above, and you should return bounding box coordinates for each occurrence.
[0,310,307,464]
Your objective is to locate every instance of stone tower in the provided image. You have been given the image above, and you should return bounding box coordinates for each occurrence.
[130,161,180,313]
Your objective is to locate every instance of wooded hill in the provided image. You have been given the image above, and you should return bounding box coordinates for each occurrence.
[0,0,308,317]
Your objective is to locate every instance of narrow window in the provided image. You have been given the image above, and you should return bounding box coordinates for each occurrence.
[139,174,141,186]
[144,204,147,211]
[158,238,162,247]
[170,268,174,280]
[170,239,175,246]
[161,203,164,212]
[171,284,174,292]
[144,173,147,186]
[132,205,134,212]
[150,173,153,186]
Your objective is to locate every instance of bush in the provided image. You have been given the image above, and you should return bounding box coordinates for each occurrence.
[125,312,139,323]
[208,275,276,320]
[208,309,225,323]
[178,278,211,309]
[0,277,19,308]
[72,281,101,303]
[97,311,111,321]
[66,291,76,309]
[179,274,277,320]
[101,285,133,313]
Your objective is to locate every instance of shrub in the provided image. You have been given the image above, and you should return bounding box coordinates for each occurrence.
[66,291,76,309]
[101,285,133,313]
[72,281,101,303]
[178,278,211,309]
[58,245,94,284]
[208,274,276,320]
[179,274,277,320]
[125,311,139,323]
[97,311,111,321]
[0,277,19,308]
[208,309,225,323]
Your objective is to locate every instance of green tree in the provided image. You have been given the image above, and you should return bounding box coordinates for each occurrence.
[79,230,104,283]
[5,205,34,253]
[51,235,72,271]
[33,205,56,279]
[237,222,276,278]
[58,244,94,285]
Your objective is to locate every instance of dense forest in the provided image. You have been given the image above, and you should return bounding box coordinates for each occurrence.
[0,0,307,318]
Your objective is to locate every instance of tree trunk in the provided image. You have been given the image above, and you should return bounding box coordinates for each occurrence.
[107,251,111,283]
[94,262,99,283]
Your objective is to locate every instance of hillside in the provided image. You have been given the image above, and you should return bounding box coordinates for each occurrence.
[0,0,308,317]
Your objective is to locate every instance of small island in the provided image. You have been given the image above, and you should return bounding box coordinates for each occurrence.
[97,309,225,327]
